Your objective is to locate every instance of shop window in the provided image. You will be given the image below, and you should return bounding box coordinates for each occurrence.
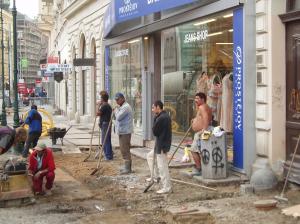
[108,39,143,133]
[287,0,300,11]
[162,11,233,134]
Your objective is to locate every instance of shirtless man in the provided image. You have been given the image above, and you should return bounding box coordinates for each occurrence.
[190,92,212,176]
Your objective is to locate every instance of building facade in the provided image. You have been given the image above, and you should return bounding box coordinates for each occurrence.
[17,13,44,87]
[45,0,108,120]
[103,0,256,176]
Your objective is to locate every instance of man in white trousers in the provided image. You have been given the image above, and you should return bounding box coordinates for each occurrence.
[146,100,172,194]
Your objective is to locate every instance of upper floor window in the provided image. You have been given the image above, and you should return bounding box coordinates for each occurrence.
[288,0,300,11]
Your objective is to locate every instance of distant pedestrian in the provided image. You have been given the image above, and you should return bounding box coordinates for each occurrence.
[27,143,55,196]
[22,105,42,158]
[114,92,133,174]
[96,91,113,160]
[0,126,27,155]
[146,100,172,194]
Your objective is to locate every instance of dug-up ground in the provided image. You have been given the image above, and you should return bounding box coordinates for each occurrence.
[0,145,299,224]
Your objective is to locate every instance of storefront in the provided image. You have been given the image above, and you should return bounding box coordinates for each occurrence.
[103,0,256,175]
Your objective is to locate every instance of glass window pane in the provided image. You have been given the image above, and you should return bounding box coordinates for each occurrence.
[109,39,142,131]
[162,11,233,133]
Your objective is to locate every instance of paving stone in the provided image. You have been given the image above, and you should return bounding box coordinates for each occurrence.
[166,206,215,224]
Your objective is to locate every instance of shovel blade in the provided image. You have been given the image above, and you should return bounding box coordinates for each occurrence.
[143,181,155,193]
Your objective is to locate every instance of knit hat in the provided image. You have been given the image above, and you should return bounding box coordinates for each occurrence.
[35,143,47,151]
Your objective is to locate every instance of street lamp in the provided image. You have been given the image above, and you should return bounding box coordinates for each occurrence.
[12,0,19,127]
[1,0,7,126]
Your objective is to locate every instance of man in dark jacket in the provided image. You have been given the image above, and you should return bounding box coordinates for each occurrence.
[22,105,42,158]
[146,100,172,194]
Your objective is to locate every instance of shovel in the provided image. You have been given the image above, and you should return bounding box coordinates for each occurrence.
[275,133,300,203]
[143,149,158,193]
[83,116,98,162]
[168,125,192,166]
[90,114,113,176]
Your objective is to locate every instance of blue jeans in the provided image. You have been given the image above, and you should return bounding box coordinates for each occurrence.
[100,122,113,160]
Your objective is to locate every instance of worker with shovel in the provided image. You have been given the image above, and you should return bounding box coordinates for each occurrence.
[114,93,133,175]
[146,100,172,194]
[97,91,113,161]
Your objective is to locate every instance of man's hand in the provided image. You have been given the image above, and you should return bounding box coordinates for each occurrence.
[34,171,42,180]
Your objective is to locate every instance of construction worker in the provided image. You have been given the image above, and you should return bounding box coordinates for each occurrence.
[114,92,133,174]
[22,105,42,158]
[146,100,172,194]
[27,143,55,196]
[96,91,113,160]
[190,92,212,176]
[0,126,27,155]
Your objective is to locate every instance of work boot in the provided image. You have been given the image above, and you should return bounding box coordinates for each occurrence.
[120,160,132,175]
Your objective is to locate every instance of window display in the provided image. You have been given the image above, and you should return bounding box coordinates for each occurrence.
[162,11,234,134]
[108,39,142,131]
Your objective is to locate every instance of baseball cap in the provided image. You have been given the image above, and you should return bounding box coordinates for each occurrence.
[115,92,124,100]
[35,143,47,151]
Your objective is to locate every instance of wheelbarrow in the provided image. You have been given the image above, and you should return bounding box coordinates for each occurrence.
[48,126,72,146]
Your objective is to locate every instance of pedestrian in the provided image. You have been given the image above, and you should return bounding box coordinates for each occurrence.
[27,143,55,196]
[22,105,42,158]
[0,126,27,155]
[114,92,133,174]
[190,92,212,176]
[146,100,172,194]
[96,91,113,160]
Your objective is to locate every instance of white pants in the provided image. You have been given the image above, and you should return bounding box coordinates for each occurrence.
[147,150,172,191]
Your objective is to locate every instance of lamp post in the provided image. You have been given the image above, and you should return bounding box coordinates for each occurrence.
[12,0,19,127]
[1,0,6,126]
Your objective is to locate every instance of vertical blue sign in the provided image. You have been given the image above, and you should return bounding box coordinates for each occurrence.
[233,8,244,169]
[105,47,110,93]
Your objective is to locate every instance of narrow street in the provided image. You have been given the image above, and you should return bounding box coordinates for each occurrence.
[0,108,298,224]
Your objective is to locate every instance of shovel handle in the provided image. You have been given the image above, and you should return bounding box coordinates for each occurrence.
[168,125,192,166]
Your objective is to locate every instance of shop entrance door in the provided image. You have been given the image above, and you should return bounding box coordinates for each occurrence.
[286,21,300,158]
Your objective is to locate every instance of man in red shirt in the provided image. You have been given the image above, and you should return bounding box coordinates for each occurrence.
[27,143,55,195]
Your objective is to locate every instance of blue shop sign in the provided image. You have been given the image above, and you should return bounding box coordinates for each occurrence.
[233,7,244,170]
[104,0,197,37]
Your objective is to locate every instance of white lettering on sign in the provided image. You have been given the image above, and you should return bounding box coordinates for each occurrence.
[183,30,208,44]
[234,46,243,131]
[147,0,160,5]
[119,0,138,16]
[114,49,129,57]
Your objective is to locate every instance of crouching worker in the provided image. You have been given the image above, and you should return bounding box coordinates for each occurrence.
[27,143,55,196]
[0,126,27,155]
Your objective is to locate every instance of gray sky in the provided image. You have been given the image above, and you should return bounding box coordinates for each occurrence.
[14,0,39,19]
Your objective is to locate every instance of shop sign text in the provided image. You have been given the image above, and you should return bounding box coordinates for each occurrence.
[234,45,242,131]
[184,30,208,44]
[118,0,138,18]
[114,49,129,57]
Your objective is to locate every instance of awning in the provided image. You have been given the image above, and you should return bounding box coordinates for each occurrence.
[104,0,197,37]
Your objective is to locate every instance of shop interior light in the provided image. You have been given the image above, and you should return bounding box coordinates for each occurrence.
[207,32,223,37]
[144,37,149,40]
[128,39,140,44]
[216,43,233,45]
[193,19,216,26]
[223,13,233,18]
[228,29,233,32]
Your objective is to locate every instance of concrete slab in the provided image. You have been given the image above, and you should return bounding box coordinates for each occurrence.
[53,168,92,201]
[61,146,81,154]
[193,173,244,187]
[166,205,215,224]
